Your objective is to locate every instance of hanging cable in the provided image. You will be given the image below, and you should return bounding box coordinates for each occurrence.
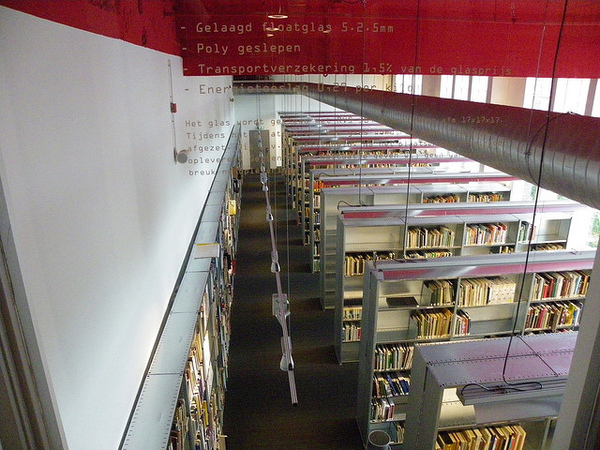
[258,129,298,406]
[401,0,422,252]
[253,39,298,404]
[502,0,571,383]
[461,0,571,398]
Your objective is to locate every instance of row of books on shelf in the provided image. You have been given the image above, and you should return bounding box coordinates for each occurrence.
[422,192,507,203]
[373,371,411,398]
[407,300,583,339]
[517,221,535,242]
[344,252,398,276]
[454,310,471,336]
[436,424,526,450]
[406,250,454,259]
[374,343,414,372]
[464,223,508,246]
[468,192,507,202]
[343,306,363,320]
[407,226,456,249]
[170,395,211,450]
[343,323,362,342]
[532,270,589,301]
[425,279,455,306]
[534,243,565,251]
[371,397,397,422]
[458,277,517,306]
[524,300,582,331]
[423,194,462,203]
[411,309,453,339]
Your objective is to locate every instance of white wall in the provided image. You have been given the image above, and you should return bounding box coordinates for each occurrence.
[0,7,233,449]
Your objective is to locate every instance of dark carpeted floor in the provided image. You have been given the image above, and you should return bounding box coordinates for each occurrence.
[222,172,364,449]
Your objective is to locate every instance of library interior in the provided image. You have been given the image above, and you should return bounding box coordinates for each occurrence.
[1,1,600,449]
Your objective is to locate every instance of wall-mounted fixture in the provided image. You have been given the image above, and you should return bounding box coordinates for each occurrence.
[175,149,189,163]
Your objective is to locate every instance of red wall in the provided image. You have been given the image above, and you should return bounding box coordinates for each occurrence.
[4,0,600,78]
[2,0,180,56]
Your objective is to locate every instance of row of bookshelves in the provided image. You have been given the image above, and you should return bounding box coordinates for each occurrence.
[280,115,508,280]
[123,128,241,450]
[282,111,597,450]
[332,202,589,364]
[334,210,582,361]
[321,195,584,311]
[355,253,595,449]
[306,171,515,270]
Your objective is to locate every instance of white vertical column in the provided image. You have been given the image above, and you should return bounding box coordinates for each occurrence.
[552,247,600,449]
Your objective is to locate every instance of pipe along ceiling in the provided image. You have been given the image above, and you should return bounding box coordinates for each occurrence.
[237,82,600,210]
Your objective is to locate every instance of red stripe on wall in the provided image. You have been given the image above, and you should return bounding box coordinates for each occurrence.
[2,0,180,56]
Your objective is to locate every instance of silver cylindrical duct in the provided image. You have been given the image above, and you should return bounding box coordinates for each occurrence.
[295,83,600,210]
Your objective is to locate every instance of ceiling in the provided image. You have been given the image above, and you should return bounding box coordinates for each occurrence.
[175,0,600,77]
[3,1,599,78]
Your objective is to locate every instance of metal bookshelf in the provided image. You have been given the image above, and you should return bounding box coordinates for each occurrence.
[121,127,241,450]
[356,251,596,448]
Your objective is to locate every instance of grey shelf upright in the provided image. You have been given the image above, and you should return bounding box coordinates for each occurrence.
[356,250,595,448]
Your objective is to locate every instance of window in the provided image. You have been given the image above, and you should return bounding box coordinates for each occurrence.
[470,76,489,103]
[523,77,552,110]
[454,75,469,100]
[440,75,453,98]
[553,78,590,114]
[394,74,423,94]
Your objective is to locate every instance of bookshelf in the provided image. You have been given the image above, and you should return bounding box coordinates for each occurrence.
[405,333,577,449]
[292,144,452,213]
[307,170,517,273]
[319,182,518,306]
[121,128,241,450]
[334,202,587,363]
[356,251,595,448]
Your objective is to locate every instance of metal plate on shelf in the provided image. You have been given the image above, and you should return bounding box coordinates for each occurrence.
[201,203,223,221]
[186,254,212,273]
[473,396,562,425]
[417,333,575,365]
[150,312,198,375]
[172,271,209,313]
[430,357,548,387]
[121,373,182,450]
[206,190,225,205]
[523,331,578,355]
[195,220,220,243]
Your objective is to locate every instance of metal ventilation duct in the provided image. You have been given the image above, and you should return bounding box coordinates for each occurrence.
[298,82,600,210]
[235,82,600,210]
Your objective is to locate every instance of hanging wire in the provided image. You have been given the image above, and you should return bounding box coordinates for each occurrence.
[256,81,298,405]
[357,0,367,204]
[502,0,571,384]
[461,0,571,397]
[401,0,422,254]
